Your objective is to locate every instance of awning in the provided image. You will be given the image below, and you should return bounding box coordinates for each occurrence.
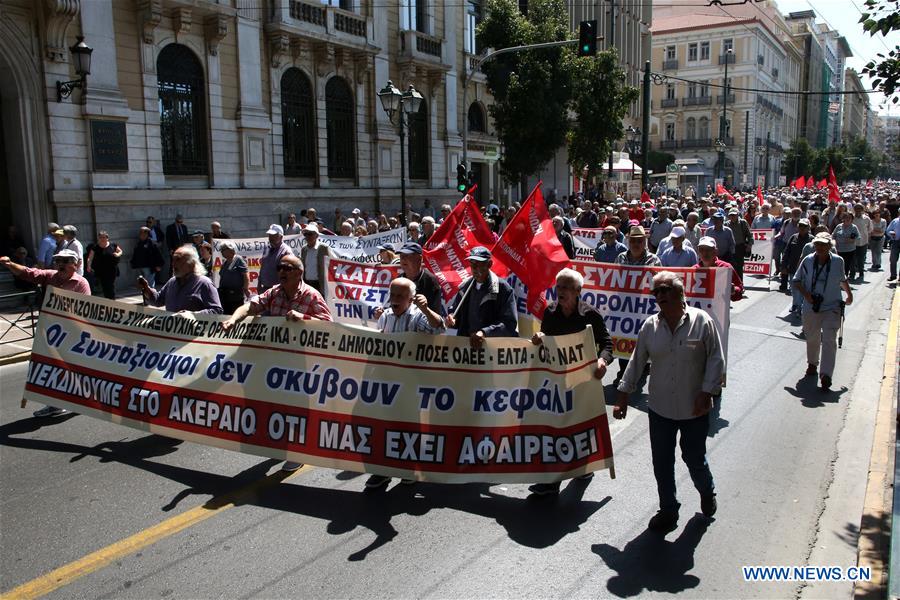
[608,157,643,173]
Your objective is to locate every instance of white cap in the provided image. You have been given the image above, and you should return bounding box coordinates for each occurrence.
[698,236,717,249]
[671,226,686,238]
[266,224,284,236]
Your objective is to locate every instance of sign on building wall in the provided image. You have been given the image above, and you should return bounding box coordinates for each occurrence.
[90,120,129,172]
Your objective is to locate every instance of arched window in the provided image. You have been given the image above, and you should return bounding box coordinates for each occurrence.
[408,99,429,180]
[280,69,316,178]
[698,117,710,140]
[686,117,696,140]
[325,77,356,179]
[157,44,208,176]
[467,102,486,133]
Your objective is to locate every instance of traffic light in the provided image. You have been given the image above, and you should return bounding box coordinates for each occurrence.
[456,162,467,193]
[578,20,597,57]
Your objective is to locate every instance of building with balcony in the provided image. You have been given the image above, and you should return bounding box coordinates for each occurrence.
[842,68,869,142]
[0,0,509,264]
[648,12,789,190]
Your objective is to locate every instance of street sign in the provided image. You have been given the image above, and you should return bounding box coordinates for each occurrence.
[627,181,641,196]
[666,173,679,189]
[778,176,787,186]
[666,164,679,173]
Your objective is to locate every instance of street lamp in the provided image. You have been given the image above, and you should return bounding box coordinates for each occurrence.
[680,164,688,193]
[56,36,93,102]
[626,125,641,184]
[717,47,733,182]
[378,80,423,225]
[713,138,727,187]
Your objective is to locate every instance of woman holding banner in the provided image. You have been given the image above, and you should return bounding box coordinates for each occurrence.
[217,241,250,315]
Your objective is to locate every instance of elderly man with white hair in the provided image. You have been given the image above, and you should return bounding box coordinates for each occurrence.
[418,216,437,246]
[528,267,613,496]
[614,271,725,532]
[138,245,222,314]
[216,240,250,315]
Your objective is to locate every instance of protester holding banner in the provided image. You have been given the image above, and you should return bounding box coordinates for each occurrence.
[528,268,613,496]
[217,241,250,315]
[0,248,89,296]
[792,233,853,391]
[258,224,294,295]
[139,245,222,315]
[445,247,517,347]
[397,242,443,314]
[614,271,725,532]
[300,223,335,295]
[614,226,661,267]
[695,237,744,302]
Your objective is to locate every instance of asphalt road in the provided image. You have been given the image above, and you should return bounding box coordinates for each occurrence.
[0,268,895,599]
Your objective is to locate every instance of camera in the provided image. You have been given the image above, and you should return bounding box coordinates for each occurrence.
[811,293,824,313]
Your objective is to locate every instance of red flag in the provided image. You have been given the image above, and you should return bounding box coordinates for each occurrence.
[641,190,653,207]
[866,179,873,188]
[794,175,806,190]
[491,183,569,318]
[827,167,841,203]
[817,178,827,189]
[805,176,815,189]
[756,185,764,206]
[716,183,735,201]
[828,166,837,187]
[422,189,505,303]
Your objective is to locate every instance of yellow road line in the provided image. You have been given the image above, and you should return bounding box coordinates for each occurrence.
[855,288,899,598]
[0,465,310,600]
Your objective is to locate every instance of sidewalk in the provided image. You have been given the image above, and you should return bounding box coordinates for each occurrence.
[0,289,144,366]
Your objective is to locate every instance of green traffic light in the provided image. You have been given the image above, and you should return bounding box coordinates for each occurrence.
[457,184,466,192]
[583,45,589,52]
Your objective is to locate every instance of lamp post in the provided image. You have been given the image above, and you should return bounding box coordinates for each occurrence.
[56,36,93,102]
[717,47,733,183]
[626,125,640,184]
[680,164,688,194]
[378,80,423,225]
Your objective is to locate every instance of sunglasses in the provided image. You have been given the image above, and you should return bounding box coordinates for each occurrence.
[651,285,674,296]
[277,263,299,272]
[53,258,73,265]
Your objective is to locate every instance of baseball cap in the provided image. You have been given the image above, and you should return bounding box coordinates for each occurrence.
[812,232,833,245]
[351,208,361,215]
[670,226,686,238]
[712,210,725,219]
[398,242,423,255]
[301,223,318,234]
[728,209,739,216]
[798,218,810,227]
[52,249,80,261]
[698,236,717,249]
[267,224,285,235]
[377,243,394,252]
[62,225,77,234]
[53,229,64,236]
[467,246,492,261]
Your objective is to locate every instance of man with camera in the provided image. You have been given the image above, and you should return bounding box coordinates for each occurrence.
[792,232,853,391]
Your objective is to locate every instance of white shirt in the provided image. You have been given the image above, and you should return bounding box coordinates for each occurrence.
[62,238,84,275]
[617,306,725,420]
[377,304,444,334]
[304,243,319,280]
[853,215,871,247]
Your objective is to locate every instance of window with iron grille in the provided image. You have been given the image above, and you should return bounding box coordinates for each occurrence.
[157,44,208,176]
[665,122,676,141]
[408,99,429,180]
[280,69,316,178]
[666,45,676,60]
[467,102,486,132]
[688,43,698,61]
[325,77,356,179]
[699,116,710,139]
[700,41,710,60]
[666,83,675,100]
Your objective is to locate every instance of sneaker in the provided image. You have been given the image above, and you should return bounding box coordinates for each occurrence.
[365,474,391,489]
[648,509,679,532]
[805,364,817,378]
[575,472,595,481]
[528,482,562,496]
[701,493,717,517]
[821,375,832,391]
[33,406,68,418]
[281,461,304,472]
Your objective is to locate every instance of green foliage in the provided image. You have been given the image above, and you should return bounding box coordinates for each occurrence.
[476,0,638,192]
[646,150,675,175]
[783,137,817,180]
[783,136,886,182]
[567,49,640,181]
[859,0,900,103]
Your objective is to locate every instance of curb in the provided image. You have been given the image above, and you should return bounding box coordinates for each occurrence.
[855,288,899,598]
[0,351,31,367]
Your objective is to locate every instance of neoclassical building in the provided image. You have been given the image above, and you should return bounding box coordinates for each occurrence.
[0,0,506,253]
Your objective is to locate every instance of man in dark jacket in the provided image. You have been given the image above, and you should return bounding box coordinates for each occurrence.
[131,227,165,289]
[446,247,517,347]
[782,218,812,315]
[553,216,576,259]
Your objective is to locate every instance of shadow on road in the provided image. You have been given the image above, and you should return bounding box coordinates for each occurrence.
[0,423,612,562]
[591,514,711,597]
[783,379,847,408]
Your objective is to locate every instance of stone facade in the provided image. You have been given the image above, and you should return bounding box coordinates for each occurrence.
[0,0,507,271]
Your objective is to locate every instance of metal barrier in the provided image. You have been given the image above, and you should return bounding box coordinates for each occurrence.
[0,290,39,344]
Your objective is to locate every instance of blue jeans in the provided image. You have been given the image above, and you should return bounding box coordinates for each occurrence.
[648,410,715,512]
[869,238,883,268]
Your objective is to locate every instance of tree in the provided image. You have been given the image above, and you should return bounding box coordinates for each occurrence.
[842,136,884,181]
[859,0,900,103]
[646,150,675,177]
[811,144,847,181]
[477,0,572,198]
[566,49,640,184]
[782,138,817,181]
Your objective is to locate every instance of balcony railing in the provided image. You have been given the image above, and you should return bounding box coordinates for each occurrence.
[270,1,376,52]
[663,59,679,70]
[681,138,712,148]
[717,93,736,104]
[683,96,712,106]
[757,54,764,65]
[660,98,678,108]
[719,53,736,64]
[660,140,679,149]
[756,95,784,117]
[334,10,366,37]
[290,0,326,25]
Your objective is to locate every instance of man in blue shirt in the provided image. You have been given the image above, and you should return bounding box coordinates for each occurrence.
[792,232,853,391]
[36,222,60,268]
[593,226,627,263]
[706,211,735,263]
[659,227,698,267]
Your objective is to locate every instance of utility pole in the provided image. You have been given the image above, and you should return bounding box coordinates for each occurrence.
[607,0,616,186]
[717,48,733,183]
[641,60,650,192]
[764,130,771,188]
